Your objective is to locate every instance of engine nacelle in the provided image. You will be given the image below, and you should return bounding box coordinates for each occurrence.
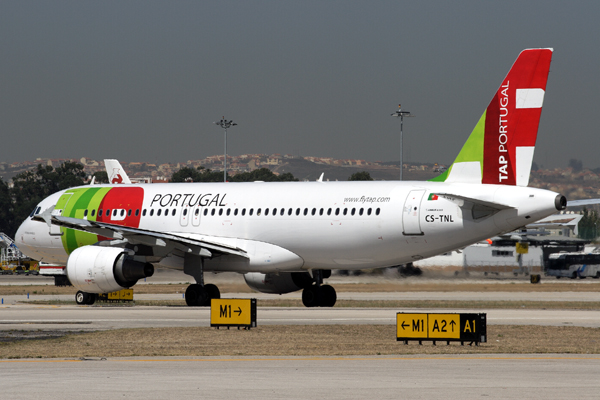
[244,272,313,294]
[66,246,154,293]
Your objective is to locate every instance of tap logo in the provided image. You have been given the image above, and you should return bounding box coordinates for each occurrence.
[110,168,124,184]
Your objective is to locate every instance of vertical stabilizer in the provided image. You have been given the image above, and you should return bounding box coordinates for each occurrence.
[104,159,132,184]
[432,48,553,186]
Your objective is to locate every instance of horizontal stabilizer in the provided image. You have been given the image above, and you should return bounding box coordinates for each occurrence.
[433,193,514,211]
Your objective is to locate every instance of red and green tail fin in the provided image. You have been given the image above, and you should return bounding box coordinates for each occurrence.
[431,48,553,186]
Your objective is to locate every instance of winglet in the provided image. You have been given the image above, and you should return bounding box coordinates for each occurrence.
[104,159,132,184]
[431,48,553,186]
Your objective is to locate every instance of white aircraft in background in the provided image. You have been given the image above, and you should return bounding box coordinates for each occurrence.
[105,159,132,184]
[16,48,565,307]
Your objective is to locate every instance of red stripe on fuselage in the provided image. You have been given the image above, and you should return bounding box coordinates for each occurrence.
[96,186,144,228]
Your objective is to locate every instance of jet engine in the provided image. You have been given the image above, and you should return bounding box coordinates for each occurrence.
[66,246,154,293]
[244,272,313,294]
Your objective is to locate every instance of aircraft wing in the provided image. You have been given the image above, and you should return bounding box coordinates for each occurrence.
[32,214,249,259]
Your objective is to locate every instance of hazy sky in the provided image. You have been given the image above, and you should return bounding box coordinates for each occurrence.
[1,1,599,169]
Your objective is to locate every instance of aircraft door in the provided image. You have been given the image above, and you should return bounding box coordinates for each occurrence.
[179,204,190,227]
[402,189,425,235]
[49,193,73,236]
[191,206,201,227]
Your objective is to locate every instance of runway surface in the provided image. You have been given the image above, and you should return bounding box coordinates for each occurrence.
[3,272,600,399]
[2,303,600,331]
[2,355,600,399]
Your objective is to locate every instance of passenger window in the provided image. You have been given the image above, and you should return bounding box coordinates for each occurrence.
[319,208,324,216]
[219,209,223,216]
[257,208,261,216]
[367,208,372,216]
[203,209,208,216]
[343,208,348,216]
[227,209,231,216]
[171,209,176,216]
[84,209,88,217]
[359,208,364,216]
[376,208,380,215]
[288,208,292,216]
[249,208,254,216]
[327,208,331,216]
[351,208,355,216]
[99,209,103,217]
[242,209,246,216]
[135,209,139,217]
[165,209,169,216]
[304,208,308,216]
[211,209,216,216]
[234,209,238,216]
[150,209,154,216]
[274,208,278,216]
[157,209,161,216]
[120,209,125,217]
[91,209,96,217]
[280,208,285,216]
[311,208,316,216]
[265,208,269,216]
[142,209,146,217]
[128,209,132,216]
[195,209,200,216]
[335,208,339,216]
[296,208,300,216]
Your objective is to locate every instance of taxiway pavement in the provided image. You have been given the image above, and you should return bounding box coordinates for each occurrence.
[2,355,600,400]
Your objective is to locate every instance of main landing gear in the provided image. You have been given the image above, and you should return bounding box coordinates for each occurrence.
[183,254,220,307]
[185,283,220,307]
[301,270,337,307]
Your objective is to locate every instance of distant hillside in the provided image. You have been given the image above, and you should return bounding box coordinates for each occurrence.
[270,158,438,181]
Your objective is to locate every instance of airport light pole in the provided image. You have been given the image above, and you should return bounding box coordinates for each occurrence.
[213,117,237,182]
[391,104,414,180]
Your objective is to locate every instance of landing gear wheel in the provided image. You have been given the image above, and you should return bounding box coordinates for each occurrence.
[302,286,321,308]
[185,284,218,307]
[185,284,207,307]
[75,291,95,305]
[321,284,337,307]
[205,284,220,303]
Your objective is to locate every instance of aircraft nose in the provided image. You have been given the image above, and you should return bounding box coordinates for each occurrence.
[15,217,37,257]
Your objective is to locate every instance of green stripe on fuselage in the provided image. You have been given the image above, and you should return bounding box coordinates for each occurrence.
[59,187,112,254]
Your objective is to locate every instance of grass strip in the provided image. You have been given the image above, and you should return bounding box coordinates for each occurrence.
[2,325,600,359]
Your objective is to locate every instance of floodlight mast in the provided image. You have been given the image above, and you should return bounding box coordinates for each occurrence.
[213,117,237,182]
[391,104,414,180]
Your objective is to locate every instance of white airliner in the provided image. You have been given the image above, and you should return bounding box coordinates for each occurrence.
[16,48,565,307]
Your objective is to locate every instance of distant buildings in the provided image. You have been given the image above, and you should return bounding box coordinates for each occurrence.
[2,154,600,200]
